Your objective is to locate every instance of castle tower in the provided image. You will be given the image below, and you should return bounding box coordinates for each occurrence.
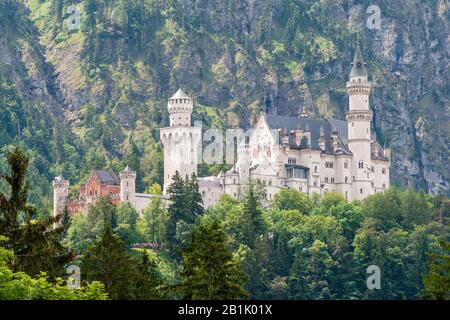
[346,45,373,200]
[160,88,201,194]
[120,165,136,203]
[236,135,250,183]
[53,175,69,219]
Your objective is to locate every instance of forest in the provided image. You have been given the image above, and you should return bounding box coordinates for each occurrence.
[0,147,449,300]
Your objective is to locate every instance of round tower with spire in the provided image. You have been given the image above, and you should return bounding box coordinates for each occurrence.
[160,88,202,194]
[346,45,373,200]
[120,165,136,203]
[53,175,69,219]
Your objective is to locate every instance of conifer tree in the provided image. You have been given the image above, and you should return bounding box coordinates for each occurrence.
[81,225,136,300]
[186,173,204,220]
[166,172,204,254]
[0,147,71,278]
[60,206,71,238]
[134,249,162,299]
[177,217,248,299]
[241,181,266,248]
[166,171,187,252]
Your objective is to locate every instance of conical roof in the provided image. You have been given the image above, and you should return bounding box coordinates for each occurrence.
[350,45,368,78]
[170,88,191,100]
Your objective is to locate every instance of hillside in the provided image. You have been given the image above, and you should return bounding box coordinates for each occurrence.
[0,0,449,210]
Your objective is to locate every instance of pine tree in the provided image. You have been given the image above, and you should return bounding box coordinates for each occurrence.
[60,206,71,238]
[241,182,266,249]
[134,249,162,299]
[166,171,187,252]
[81,225,136,300]
[186,173,204,221]
[177,217,248,299]
[166,172,204,255]
[0,147,71,278]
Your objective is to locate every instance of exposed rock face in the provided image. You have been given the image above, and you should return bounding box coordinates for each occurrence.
[1,0,449,196]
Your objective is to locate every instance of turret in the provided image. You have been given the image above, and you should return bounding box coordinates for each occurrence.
[236,135,250,182]
[167,88,193,127]
[160,88,201,194]
[346,45,373,199]
[53,175,69,219]
[120,165,136,203]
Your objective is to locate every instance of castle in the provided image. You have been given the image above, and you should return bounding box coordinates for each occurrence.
[52,167,165,216]
[53,46,390,217]
[160,46,391,208]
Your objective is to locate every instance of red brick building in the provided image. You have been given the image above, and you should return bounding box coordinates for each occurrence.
[66,170,121,214]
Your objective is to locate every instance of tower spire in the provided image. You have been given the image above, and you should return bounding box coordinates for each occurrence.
[350,44,368,79]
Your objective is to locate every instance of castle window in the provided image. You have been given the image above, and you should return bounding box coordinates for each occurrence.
[352,122,354,127]
[126,182,129,186]
[382,183,386,189]
[382,168,386,175]
[126,195,129,200]
[313,180,317,187]
[314,165,318,173]
[360,188,363,194]
[371,166,374,173]
[358,161,364,169]
[269,180,272,186]
[287,167,308,179]
[325,177,329,183]
[345,176,348,183]
[331,177,335,183]
[345,191,348,200]
[344,161,348,169]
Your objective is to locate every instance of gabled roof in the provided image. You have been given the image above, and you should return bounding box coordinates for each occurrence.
[350,45,368,78]
[264,114,352,155]
[95,169,120,185]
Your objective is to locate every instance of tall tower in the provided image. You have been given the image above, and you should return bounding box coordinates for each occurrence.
[346,45,373,200]
[160,88,201,194]
[236,135,250,183]
[53,175,69,219]
[120,165,136,203]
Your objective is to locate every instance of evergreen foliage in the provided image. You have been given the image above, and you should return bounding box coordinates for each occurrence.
[0,147,72,278]
[176,217,248,299]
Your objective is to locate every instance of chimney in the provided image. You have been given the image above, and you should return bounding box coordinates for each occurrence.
[318,125,326,151]
[281,128,289,146]
[384,147,391,159]
[332,131,339,152]
[371,141,379,157]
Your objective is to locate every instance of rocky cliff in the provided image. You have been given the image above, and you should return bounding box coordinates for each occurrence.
[0,0,448,206]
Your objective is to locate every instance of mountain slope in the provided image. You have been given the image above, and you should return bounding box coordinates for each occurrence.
[0,0,448,209]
